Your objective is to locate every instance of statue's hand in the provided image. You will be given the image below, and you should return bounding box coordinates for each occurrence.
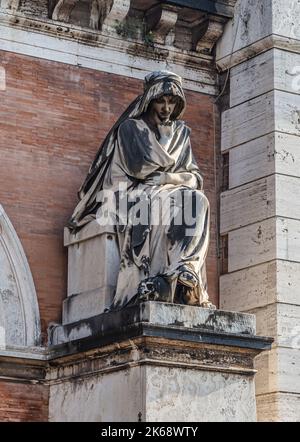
[144,172,166,186]
[157,121,174,147]
[164,172,198,188]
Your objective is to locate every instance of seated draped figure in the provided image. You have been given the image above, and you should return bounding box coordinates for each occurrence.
[68,70,215,310]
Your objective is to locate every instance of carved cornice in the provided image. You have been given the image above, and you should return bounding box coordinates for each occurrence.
[0,1,236,54]
[101,0,131,33]
[51,0,130,32]
[52,0,78,22]
[52,0,128,32]
[164,0,236,18]
[90,0,113,30]
[47,0,235,53]
[145,4,178,45]
[0,0,238,95]
[193,17,225,54]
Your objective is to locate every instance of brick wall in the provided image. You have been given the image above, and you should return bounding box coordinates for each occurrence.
[0,381,49,421]
[0,51,219,341]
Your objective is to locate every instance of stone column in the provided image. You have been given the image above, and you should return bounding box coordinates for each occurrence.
[48,302,271,422]
[217,0,300,422]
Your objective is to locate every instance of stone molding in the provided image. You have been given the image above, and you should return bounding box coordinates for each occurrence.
[0,1,237,95]
[0,11,217,94]
[0,337,258,383]
[0,205,41,347]
[217,34,300,71]
[0,0,235,57]
[0,302,272,382]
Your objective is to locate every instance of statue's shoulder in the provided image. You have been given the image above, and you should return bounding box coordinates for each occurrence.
[175,120,191,136]
[118,118,141,133]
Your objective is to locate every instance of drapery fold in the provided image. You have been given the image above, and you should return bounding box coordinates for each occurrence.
[68,71,211,309]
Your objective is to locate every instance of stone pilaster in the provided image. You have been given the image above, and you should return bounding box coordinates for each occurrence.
[217,0,300,422]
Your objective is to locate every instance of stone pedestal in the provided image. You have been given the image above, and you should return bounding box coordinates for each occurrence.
[48,302,272,422]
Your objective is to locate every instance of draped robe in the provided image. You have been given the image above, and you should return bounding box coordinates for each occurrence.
[97,117,210,309]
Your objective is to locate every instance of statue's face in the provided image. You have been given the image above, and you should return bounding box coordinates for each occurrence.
[149,95,178,123]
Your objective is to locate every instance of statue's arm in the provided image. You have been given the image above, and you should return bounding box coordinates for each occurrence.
[179,131,204,190]
[165,128,204,189]
[144,126,203,189]
[144,171,197,187]
[163,172,198,188]
[117,120,165,180]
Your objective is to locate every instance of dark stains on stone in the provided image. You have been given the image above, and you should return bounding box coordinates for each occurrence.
[137,275,173,303]
[252,225,263,245]
[119,119,153,176]
[202,311,253,335]
[127,43,169,62]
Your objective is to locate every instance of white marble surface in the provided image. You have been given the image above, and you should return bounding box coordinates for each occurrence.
[217,0,300,63]
[145,366,256,422]
[49,365,257,422]
[0,204,40,347]
[252,303,300,348]
[257,392,300,422]
[228,132,300,189]
[218,0,300,423]
[227,217,300,271]
[65,222,120,323]
[230,49,300,107]
[67,232,120,296]
[221,260,300,312]
[222,174,300,234]
[49,366,144,422]
[51,302,256,345]
[221,176,276,234]
[222,90,300,151]
[255,346,300,396]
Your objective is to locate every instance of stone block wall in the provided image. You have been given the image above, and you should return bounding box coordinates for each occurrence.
[217,0,300,422]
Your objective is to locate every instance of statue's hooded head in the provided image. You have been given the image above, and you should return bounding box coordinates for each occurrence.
[69,71,186,228]
[137,71,186,120]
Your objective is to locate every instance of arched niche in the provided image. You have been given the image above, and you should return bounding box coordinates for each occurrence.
[0,205,41,347]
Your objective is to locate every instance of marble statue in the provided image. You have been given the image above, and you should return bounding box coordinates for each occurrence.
[68,71,214,310]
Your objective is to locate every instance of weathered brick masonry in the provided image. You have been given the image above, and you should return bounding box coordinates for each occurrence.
[0,50,219,345]
[0,381,49,422]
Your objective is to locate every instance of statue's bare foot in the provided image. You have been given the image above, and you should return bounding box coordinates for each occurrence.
[137,276,172,302]
[137,279,159,302]
[200,300,216,310]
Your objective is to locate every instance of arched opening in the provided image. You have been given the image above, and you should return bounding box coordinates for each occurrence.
[0,205,41,347]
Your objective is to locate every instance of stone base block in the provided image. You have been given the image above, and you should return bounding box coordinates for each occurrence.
[62,286,115,325]
[49,362,256,422]
[63,222,120,323]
